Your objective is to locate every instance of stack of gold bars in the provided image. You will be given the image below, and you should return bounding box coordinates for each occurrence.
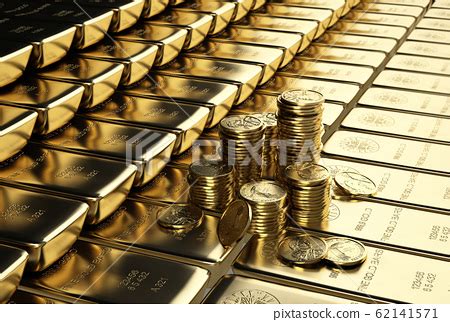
[0,0,449,305]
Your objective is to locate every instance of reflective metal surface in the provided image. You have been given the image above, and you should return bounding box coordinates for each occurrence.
[0,244,28,304]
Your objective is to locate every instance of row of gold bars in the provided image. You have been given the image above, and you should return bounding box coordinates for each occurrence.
[1,0,449,304]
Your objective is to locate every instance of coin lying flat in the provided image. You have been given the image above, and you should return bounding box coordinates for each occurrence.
[217,200,252,247]
[157,204,204,230]
[285,162,330,187]
[278,235,328,265]
[334,171,377,197]
[325,237,367,267]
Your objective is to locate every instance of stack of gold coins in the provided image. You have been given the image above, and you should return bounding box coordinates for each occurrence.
[188,159,236,212]
[253,112,278,179]
[285,162,332,225]
[239,180,288,238]
[277,89,325,167]
[219,115,265,187]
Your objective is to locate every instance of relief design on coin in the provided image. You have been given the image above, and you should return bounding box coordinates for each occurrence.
[357,111,395,128]
[221,290,281,304]
[281,89,324,106]
[325,164,360,177]
[240,181,287,203]
[157,205,203,229]
[339,137,380,154]
[220,115,262,131]
[334,172,377,196]
[278,235,328,265]
[325,237,367,267]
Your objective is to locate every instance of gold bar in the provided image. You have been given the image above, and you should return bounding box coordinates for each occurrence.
[158,56,262,105]
[0,245,28,304]
[38,117,176,187]
[342,107,450,143]
[77,39,158,86]
[212,26,303,67]
[115,24,188,66]
[374,70,450,94]
[331,21,407,40]
[122,73,238,128]
[252,0,267,10]
[307,199,450,259]
[0,78,84,135]
[8,290,67,304]
[0,144,137,225]
[356,2,424,17]
[359,87,450,118]
[235,231,450,303]
[300,45,386,69]
[173,2,236,35]
[37,57,124,109]
[131,165,190,204]
[264,4,334,33]
[0,17,76,68]
[361,0,430,7]
[170,0,186,4]
[0,185,89,271]
[324,130,450,174]
[141,0,169,18]
[204,275,365,304]
[344,11,415,29]
[315,32,397,54]
[408,28,450,44]
[257,76,360,105]
[417,18,450,31]
[146,11,213,49]
[0,105,37,163]
[20,240,210,303]
[170,138,222,168]
[387,54,450,76]
[0,41,32,87]
[235,14,319,51]
[222,0,253,22]
[268,0,346,22]
[434,0,450,9]
[84,94,209,155]
[279,58,373,85]
[186,40,284,85]
[426,8,450,19]
[74,0,145,32]
[398,40,450,59]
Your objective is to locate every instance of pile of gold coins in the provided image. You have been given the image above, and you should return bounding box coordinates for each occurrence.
[277,89,325,166]
[253,112,278,179]
[239,181,288,238]
[219,115,265,186]
[188,159,236,212]
[278,234,367,268]
[285,162,332,225]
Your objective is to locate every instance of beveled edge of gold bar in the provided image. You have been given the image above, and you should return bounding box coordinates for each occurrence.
[0,244,28,304]
[0,43,32,87]
[107,0,145,32]
[73,11,114,49]
[141,0,170,18]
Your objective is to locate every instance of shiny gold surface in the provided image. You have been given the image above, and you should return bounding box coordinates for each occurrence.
[0,144,137,225]
[115,24,188,66]
[223,0,254,22]
[0,244,28,304]
[321,158,450,213]
[147,11,213,49]
[235,231,450,303]
[213,26,303,67]
[0,78,84,135]
[37,57,124,109]
[38,117,176,187]
[8,290,67,304]
[408,28,450,44]
[374,70,450,94]
[204,275,363,304]
[344,11,415,29]
[257,76,360,105]
[316,32,397,53]
[187,40,284,85]
[131,165,190,204]
[387,54,450,75]
[301,45,387,69]
[78,40,158,86]
[332,21,408,40]
[356,2,424,17]
[170,138,222,168]
[361,0,429,6]
[342,107,450,143]
[0,41,32,87]
[0,185,89,271]
[21,240,210,303]
[398,40,450,59]
[85,94,209,155]
[160,56,262,104]
[324,130,450,174]
[122,73,238,127]
[141,0,170,18]
[305,199,450,259]
[280,58,373,85]
[359,87,450,118]
[173,2,236,35]
[0,105,37,163]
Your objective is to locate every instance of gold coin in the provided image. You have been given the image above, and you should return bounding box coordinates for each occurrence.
[157,204,204,230]
[325,237,367,267]
[285,162,330,187]
[240,180,287,204]
[277,234,328,265]
[189,160,233,178]
[334,172,377,197]
[217,200,252,247]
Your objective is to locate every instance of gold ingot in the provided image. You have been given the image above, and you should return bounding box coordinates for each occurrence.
[0,245,28,304]
[316,32,397,53]
[141,0,170,18]
[0,41,32,87]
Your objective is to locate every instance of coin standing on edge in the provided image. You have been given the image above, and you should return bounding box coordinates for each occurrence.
[325,237,368,267]
[217,200,252,247]
[334,171,377,197]
[278,234,328,265]
[157,204,204,230]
